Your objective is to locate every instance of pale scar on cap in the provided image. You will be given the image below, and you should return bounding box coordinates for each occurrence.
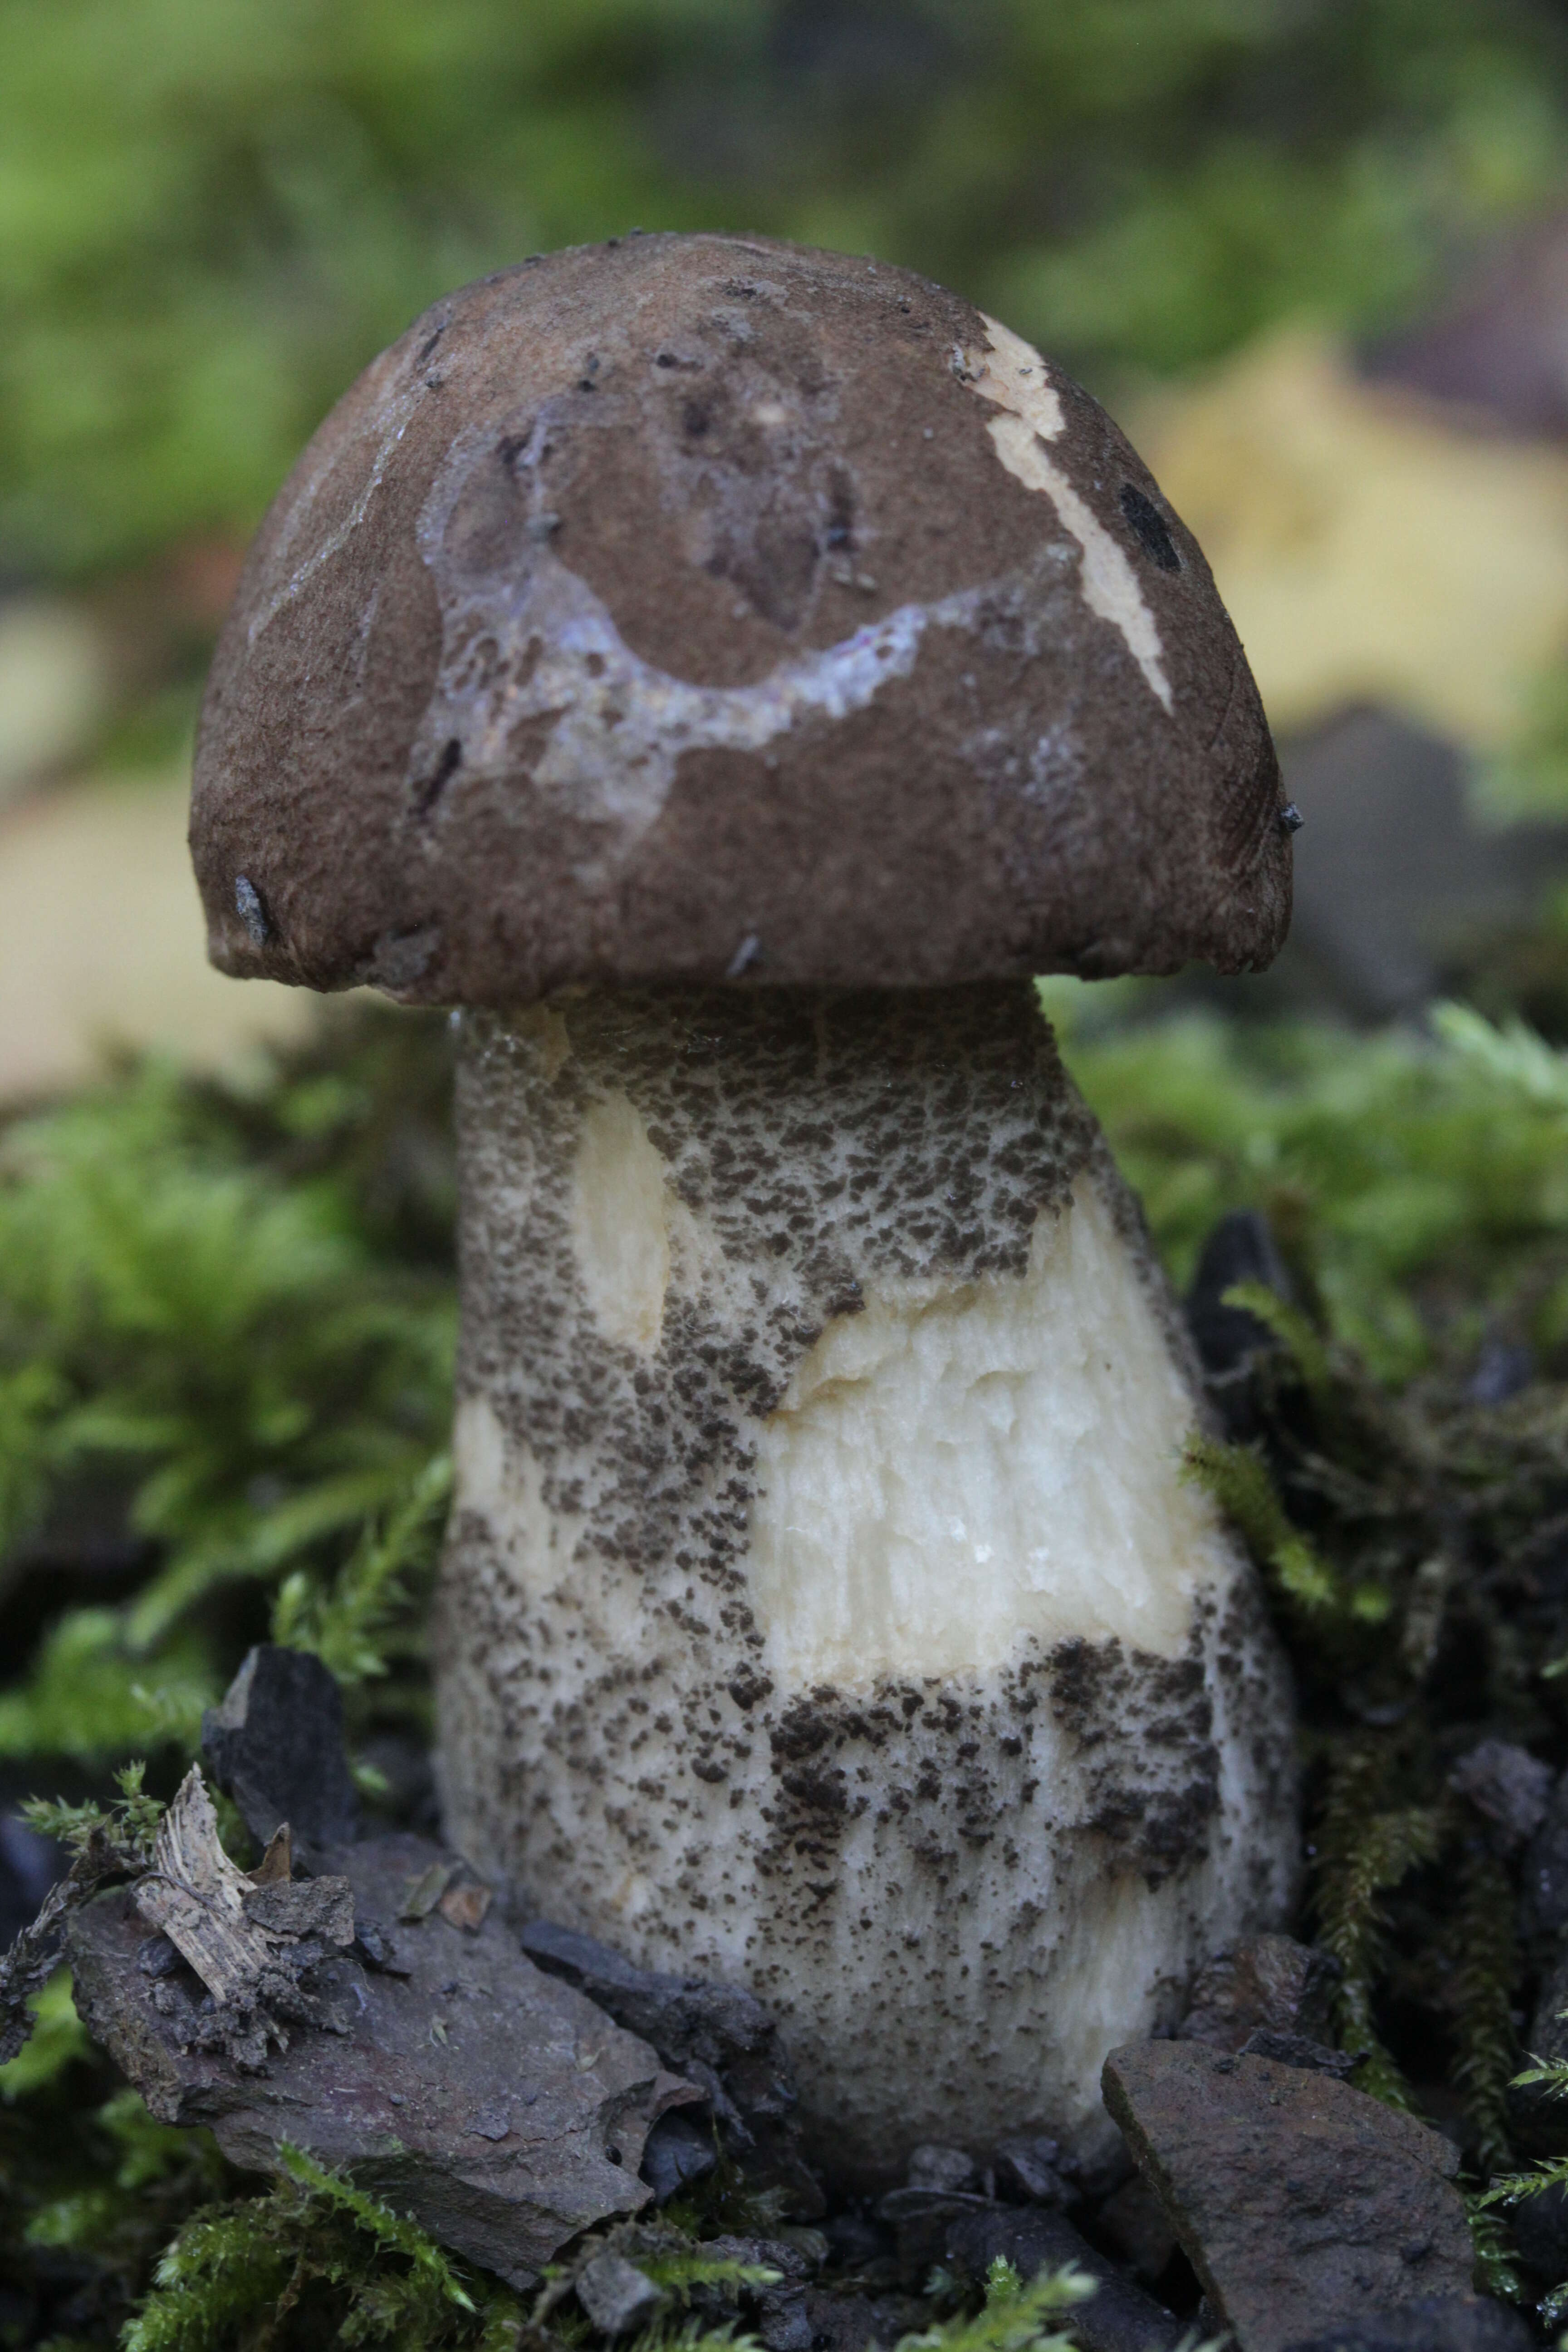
[963,314,1174,715]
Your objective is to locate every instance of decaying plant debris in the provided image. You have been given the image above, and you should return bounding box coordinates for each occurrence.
[125,1769,356,2062]
[17,987,1568,2343]
[66,1788,700,2285]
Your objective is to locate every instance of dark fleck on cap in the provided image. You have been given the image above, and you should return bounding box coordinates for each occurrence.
[191,233,1291,1002]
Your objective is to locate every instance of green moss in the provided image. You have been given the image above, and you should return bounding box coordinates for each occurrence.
[0,1018,456,1793]
[1448,1838,1520,2177]
[1058,997,1568,1370]
[1181,1435,1366,1622]
[121,2148,486,2352]
[270,1450,453,1687]
[0,1613,214,1763]
[896,2257,1096,2352]
[1310,1744,1443,2109]
[21,1760,165,1863]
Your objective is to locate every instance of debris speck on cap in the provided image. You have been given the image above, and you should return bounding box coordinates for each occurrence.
[234,874,268,947]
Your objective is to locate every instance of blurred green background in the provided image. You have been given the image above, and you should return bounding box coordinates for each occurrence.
[1,0,1560,582]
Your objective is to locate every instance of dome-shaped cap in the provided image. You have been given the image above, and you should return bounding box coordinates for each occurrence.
[191,233,1290,999]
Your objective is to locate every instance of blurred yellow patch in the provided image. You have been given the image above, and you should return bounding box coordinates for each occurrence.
[1137,330,1568,750]
[0,601,113,806]
[0,764,316,1102]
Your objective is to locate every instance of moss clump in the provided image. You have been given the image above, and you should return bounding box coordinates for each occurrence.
[0,1009,456,1786]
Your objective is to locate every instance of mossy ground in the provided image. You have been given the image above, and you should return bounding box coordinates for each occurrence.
[11,936,1568,2341]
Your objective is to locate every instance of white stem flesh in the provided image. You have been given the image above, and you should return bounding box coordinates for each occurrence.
[433,985,1297,2185]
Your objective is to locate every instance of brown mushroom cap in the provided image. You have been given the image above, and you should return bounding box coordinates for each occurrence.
[191,232,1290,1000]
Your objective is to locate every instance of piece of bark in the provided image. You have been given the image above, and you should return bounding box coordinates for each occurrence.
[351,1918,409,1976]
[519,1914,818,2210]
[201,1644,360,1860]
[1238,2029,1359,2080]
[1102,2040,1474,2352]
[438,1879,491,1933]
[66,1828,698,2287]
[1177,1935,1338,2052]
[133,1769,280,2007]
[250,1826,293,1884]
[130,1767,355,2063]
[242,1876,355,1946]
[519,1916,794,2136]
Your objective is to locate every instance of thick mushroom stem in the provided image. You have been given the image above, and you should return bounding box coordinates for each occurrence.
[434,983,1296,2184]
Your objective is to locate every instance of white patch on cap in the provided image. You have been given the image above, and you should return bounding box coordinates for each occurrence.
[963,315,1173,714]
[411,427,997,875]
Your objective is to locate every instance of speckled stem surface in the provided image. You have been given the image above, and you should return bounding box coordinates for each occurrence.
[433,984,1297,2185]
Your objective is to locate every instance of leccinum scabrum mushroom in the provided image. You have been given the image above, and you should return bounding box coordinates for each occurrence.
[190,233,1299,2185]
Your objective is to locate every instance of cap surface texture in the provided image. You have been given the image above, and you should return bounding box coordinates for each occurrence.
[191,233,1290,999]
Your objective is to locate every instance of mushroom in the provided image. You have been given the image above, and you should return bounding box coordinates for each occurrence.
[190,233,1298,2185]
